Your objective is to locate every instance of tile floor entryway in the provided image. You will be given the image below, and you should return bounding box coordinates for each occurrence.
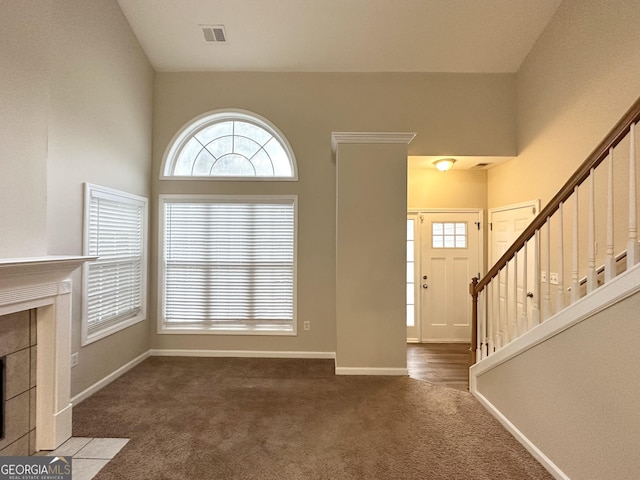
[36,437,128,480]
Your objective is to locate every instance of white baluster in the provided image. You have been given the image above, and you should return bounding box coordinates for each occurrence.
[571,186,581,303]
[493,272,504,350]
[628,122,640,267]
[504,261,510,344]
[605,147,616,282]
[498,269,509,347]
[497,270,504,349]
[543,220,552,320]
[476,286,483,360]
[521,240,529,335]
[480,289,487,359]
[531,229,540,327]
[487,281,494,355]
[557,203,565,311]
[587,168,597,293]
[511,252,519,340]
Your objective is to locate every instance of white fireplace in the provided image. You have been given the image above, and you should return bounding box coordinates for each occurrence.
[0,256,92,451]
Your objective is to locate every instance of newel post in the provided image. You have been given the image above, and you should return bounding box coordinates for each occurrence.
[469,276,479,366]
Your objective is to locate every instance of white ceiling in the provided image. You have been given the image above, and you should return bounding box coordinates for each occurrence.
[117,0,562,73]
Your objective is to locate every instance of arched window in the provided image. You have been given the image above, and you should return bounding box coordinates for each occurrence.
[159,110,298,335]
[161,110,297,180]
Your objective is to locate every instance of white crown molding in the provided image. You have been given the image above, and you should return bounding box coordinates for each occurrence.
[331,132,416,153]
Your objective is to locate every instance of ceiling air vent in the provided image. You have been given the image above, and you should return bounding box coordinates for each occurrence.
[473,163,490,169]
[201,25,227,43]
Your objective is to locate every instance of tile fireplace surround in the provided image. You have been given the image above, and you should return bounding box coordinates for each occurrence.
[0,257,92,453]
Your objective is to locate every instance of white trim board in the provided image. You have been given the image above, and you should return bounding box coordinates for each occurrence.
[71,350,150,406]
[471,389,570,480]
[149,349,336,359]
[335,367,408,376]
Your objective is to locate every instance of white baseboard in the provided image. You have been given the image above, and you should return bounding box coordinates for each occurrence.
[149,349,336,359]
[71,350,150,406]
[420,337,469,343]
[470,388,570,480]
[335,367,408,376]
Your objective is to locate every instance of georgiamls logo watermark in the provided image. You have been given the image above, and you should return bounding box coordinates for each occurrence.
[0,456,72,480]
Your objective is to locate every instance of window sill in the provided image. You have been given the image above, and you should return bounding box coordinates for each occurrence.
[81,315,147,346]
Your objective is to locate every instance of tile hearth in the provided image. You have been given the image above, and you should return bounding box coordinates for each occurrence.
[36,437,129,480]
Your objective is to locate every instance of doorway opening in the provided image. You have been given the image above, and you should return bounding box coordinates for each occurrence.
[406,210,482,343]
[406,209,481,390]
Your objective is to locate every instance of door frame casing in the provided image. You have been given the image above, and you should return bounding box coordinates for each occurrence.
[407,208,484,343]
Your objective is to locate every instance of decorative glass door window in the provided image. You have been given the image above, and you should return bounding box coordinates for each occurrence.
[432,222,467,248]
[407,219,416,327]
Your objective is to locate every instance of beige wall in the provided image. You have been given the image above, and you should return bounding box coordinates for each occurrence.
[476,290,640,479]
[47,0,153,396]
[0,0,51,257]
[408,168,487,210]
[488,0,640,209]
[151,72,515,354]
[1,0,153,396]
[477,1,640,477]
[336,143,408,370]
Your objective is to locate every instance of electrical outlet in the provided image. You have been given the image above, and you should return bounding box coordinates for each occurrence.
[303,321,311,331]
[70,352,79,367]
[549,272,559,285]
[541,271,547,283]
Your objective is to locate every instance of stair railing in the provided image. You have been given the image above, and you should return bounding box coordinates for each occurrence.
[470,96,640,364]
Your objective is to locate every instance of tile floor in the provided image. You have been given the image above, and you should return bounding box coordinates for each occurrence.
[36,437,128,480]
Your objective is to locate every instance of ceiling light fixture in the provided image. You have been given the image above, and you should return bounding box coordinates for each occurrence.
[433,158,456,172]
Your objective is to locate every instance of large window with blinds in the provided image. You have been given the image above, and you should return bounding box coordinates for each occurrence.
[82,184,148,345]
[159,195,297,334]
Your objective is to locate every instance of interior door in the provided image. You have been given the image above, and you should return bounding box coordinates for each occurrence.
[489,201,539,336]
[419,211,481,342]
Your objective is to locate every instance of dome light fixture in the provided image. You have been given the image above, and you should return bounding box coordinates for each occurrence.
[433,158,456,172]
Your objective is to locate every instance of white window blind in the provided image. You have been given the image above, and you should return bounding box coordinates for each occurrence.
[161,196,296,333]
[83,184,147,345]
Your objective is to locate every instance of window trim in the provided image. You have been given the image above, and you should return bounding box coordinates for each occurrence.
[160,109,298,181]
[158,194,298,336]
[81,183,148,346]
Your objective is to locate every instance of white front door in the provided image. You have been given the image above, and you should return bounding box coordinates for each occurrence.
[489,201,539,339]
[407,211,481,343]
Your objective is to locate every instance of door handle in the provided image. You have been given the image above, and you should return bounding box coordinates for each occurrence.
[422,284,429,289]
[526,292,534,298]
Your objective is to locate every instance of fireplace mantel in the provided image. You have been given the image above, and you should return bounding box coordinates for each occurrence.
[0,256,94,290]
[0,256,94,451]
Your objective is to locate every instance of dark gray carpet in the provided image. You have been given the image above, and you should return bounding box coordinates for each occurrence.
[72,357,553,479]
